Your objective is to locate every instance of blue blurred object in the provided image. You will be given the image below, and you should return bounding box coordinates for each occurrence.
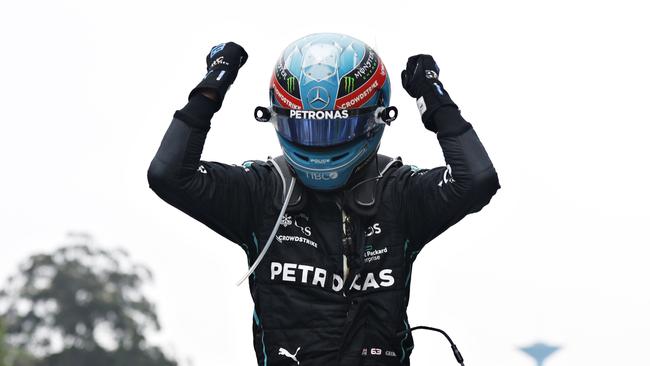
[520,342,561,366]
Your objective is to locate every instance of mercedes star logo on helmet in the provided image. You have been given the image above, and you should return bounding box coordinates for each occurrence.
[307,87,330,110]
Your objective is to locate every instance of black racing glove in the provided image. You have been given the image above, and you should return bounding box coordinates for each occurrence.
[401,55,457,132]
[189,42,249,109]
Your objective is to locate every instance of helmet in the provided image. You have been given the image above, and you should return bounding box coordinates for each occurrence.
[255,33,397,191]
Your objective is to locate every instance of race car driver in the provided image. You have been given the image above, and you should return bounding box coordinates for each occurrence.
[148,33,499,366]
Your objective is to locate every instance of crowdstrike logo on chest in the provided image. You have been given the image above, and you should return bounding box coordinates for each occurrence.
[275,235,318,249]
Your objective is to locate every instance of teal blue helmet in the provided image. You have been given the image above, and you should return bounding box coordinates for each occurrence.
[256,33,396,191]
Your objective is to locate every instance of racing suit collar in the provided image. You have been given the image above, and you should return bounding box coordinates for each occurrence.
[269,154,402,217]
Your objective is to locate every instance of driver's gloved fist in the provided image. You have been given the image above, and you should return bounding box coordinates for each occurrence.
[401,54,457,132]
[189,42,249,109]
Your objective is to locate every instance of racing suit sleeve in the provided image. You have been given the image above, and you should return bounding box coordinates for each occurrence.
[401,106,500,249]
[147,94,272,247]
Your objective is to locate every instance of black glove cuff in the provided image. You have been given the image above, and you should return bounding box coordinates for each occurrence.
[188,69,238,101]
[188,83,229,103]
[432,106,472,137]
[174,93,221,130]
[419,91,457,132]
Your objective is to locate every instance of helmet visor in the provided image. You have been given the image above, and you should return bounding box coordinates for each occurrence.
[273,107,380,147]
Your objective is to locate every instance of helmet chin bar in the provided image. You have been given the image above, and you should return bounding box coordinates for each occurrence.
[253,105,398,125]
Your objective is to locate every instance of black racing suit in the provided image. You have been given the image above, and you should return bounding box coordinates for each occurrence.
[148,95,500,366]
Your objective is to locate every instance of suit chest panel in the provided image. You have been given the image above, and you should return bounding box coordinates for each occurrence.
[255,201,409,295]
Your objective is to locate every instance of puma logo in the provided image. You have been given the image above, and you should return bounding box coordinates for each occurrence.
[278,347,301,364]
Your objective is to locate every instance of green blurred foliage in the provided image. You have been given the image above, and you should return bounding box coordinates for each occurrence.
[0,319,5,366]
[1,312,42,366]
[0,233,177,366]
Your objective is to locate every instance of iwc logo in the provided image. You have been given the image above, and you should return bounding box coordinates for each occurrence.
[307,86,330,110]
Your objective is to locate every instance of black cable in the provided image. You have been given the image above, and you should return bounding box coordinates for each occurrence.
[410,326,465,366]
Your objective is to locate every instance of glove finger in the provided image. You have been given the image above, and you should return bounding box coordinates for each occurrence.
[416,54,433,69]
[226,42,248,67]
[226,41,244,50]
[239,48,249,68]
[405,55,422,75]
[415,56,433,81]
[401,69,410,90]
[432,59,440,75]
[416,55,439,77]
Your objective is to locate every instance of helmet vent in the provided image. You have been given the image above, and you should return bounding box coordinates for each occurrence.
[331,153,349,162]
[294,152,310,161]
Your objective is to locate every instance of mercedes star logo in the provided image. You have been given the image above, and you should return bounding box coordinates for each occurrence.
[307,87,330,110]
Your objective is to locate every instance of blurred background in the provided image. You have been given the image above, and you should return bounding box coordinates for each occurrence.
[1,0,649,365]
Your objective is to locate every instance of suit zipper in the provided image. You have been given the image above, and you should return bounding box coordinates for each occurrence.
[342,208,352,285]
